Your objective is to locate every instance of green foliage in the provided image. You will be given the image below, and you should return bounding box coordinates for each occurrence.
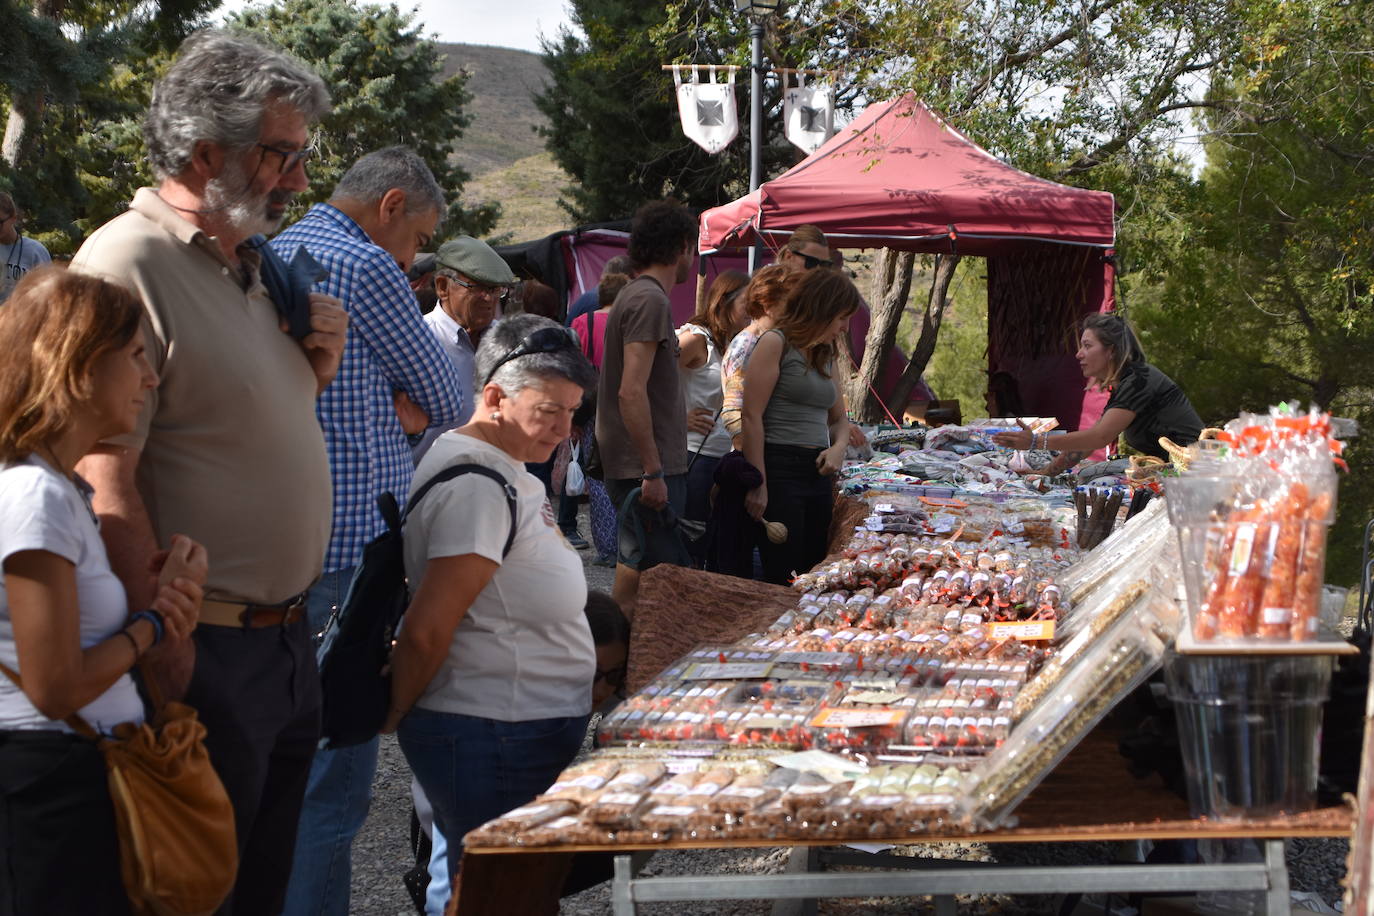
[1128,0,1374,584]
[904,258,989,415]
[0,0,215,253]
[229,0,496,237]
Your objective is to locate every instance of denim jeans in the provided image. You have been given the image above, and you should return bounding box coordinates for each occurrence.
[398,708,589,899]
[683,453,721,566]
[282,566,378,916]
[0,730,129,915]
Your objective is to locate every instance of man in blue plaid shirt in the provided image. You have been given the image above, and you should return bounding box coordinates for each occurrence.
[274,146,463,916]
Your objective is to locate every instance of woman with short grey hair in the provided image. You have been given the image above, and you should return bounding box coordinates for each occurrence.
[382,314,598,902]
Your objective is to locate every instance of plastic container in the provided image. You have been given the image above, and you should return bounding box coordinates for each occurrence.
[957,590,1173,830]
[1164,652,1332,819]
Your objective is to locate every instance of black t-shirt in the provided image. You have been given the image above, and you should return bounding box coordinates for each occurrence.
[1104,362,1202,459]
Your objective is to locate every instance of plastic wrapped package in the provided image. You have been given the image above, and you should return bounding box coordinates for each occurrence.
[1012,582,1177,720]
[462,799,579,847]
[957,594,1172,830]
[1169,466,1336,644]
[543,759,620,806]
[1056,498,1171,605]
[582,761,668,828]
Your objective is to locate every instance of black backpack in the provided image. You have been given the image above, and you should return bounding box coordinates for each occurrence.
[317,463,517,750]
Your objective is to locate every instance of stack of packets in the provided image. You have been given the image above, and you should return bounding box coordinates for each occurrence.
[839,422,1072,502]
[1165,405,1345,645]
[465,499,1185,848]
[852,493,1076,550]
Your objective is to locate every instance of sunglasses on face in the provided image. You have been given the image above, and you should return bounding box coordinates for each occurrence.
[483,326,579,385]
[801,253,833,270]
[256,142,315,175]
[451,275,510,303]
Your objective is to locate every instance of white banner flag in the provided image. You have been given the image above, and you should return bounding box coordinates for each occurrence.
[783,79,835,154]
[674,65,739,155]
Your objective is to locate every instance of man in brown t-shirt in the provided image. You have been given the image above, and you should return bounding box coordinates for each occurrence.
[595,199,697,618]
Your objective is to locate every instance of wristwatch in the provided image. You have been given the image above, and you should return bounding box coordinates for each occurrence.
[641,469,665,481]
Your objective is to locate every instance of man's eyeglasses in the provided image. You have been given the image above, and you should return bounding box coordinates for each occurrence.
[801,253,833,270]
[483,326,579,385]
[451,275,510,303]
[257,143,315,175]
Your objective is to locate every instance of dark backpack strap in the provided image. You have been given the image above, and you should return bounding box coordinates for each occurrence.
[392,463,519,558]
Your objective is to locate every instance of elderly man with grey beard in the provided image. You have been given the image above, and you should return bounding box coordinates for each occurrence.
[72,30,346,915]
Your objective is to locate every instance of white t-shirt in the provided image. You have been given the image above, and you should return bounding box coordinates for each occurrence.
[0,456,143,732]
[678,324,732,459]
[404,433,594,722]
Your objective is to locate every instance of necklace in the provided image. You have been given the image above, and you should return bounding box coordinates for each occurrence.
[36,443,99,527]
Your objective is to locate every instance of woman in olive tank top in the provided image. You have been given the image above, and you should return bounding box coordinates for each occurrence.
[740,269,860,584]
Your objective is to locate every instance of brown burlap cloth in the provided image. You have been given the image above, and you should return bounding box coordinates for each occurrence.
[627,494,869,694]
[627,566,797,694]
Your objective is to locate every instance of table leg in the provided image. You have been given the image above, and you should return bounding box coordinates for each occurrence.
[613,854,637,916]
[771,847,820,916]
[1263,839,1290,916]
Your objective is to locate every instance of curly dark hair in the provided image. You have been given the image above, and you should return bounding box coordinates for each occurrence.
[627,199,696,270]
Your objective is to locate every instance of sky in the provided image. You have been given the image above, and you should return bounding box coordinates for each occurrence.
[217,0,578,53]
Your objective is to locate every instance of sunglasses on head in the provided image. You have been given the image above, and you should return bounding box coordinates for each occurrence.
[483,326,578,385]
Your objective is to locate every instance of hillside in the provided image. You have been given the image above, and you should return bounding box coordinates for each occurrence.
[436,43,552,179]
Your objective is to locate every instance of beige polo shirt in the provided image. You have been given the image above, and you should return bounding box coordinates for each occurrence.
[72,188,331,605]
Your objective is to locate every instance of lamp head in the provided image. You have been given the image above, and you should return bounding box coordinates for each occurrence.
[734,0,781,18]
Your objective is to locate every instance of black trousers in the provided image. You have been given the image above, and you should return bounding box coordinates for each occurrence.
[186,617,321,916]
[758,443,835,585]
[0,729,130,916]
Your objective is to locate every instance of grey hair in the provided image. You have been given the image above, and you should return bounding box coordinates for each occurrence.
[144,29,331,181]
[474,314,597,396]
[332,146,445,215]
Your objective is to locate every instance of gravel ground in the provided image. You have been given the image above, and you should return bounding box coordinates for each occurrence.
[346,504,1353,914]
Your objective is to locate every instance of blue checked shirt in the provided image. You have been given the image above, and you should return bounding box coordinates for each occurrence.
[273,204,463,572]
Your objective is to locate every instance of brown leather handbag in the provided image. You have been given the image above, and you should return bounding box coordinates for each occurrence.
[1,662,238,915]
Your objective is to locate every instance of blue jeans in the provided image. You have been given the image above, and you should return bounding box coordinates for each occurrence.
[282,566,378,916]
[398,708,589,894]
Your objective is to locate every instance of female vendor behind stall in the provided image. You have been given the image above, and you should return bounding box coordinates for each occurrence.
[992,312,1202,474]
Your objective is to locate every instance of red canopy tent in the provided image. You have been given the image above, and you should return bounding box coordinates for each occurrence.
[699,95,1118,434]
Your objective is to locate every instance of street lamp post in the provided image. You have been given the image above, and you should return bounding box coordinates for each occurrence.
[734,0,778,270]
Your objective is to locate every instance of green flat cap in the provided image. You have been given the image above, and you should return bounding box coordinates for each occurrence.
[436,236,516,285]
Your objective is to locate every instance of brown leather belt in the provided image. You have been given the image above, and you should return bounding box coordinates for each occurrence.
[200,594,308,629]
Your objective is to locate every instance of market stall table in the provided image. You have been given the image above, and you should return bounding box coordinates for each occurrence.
[452,722,1351,916]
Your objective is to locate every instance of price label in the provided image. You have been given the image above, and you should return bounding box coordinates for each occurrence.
[682,662,774,680]
[776,651,857,667]
[811,708,907,728]
[987,619,1057,641]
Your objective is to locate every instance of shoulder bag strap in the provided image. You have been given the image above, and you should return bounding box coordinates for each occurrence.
[0,660,101,739]
[587,311,597,364]
[398,462,519,558]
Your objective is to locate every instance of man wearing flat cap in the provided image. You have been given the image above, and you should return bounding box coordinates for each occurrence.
[413,235,516,460]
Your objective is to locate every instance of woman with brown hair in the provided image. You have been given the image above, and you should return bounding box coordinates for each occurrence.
[991,312,1202,475]
[0,267,207,914]
[741,268,857,584]
[676,269,749,561]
